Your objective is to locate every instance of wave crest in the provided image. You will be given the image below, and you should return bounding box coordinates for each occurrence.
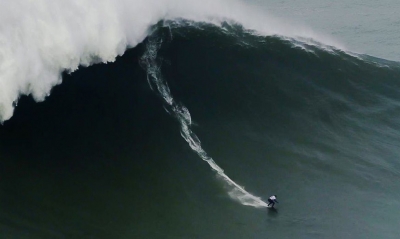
[0,0,343,122]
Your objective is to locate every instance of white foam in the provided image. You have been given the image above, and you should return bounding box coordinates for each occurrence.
[141,38,268,208]
[0,0,343,122]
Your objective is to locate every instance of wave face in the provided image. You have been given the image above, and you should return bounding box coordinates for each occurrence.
[2,9,400,239]
[140,33,268,208]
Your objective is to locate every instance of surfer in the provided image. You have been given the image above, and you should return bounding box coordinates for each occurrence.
[268,195,279,208]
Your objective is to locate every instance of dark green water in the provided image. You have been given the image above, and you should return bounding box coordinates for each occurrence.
[1,23,400,238]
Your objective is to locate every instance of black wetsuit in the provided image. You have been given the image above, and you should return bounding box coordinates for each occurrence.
[268,196,278,207]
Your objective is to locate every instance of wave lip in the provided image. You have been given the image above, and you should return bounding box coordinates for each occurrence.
[0,0,347,122]
[0,0,154,122]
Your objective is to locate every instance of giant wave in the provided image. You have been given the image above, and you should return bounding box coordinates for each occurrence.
[2,7,400,237]
[2,0,400,212]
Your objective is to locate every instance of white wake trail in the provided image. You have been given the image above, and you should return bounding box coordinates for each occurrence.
[140,37,268,208]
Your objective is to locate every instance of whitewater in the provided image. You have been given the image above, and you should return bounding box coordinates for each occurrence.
[0,0,343,123]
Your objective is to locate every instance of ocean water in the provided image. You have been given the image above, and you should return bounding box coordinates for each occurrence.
[251,0,400,61]
[1,1,400,239]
